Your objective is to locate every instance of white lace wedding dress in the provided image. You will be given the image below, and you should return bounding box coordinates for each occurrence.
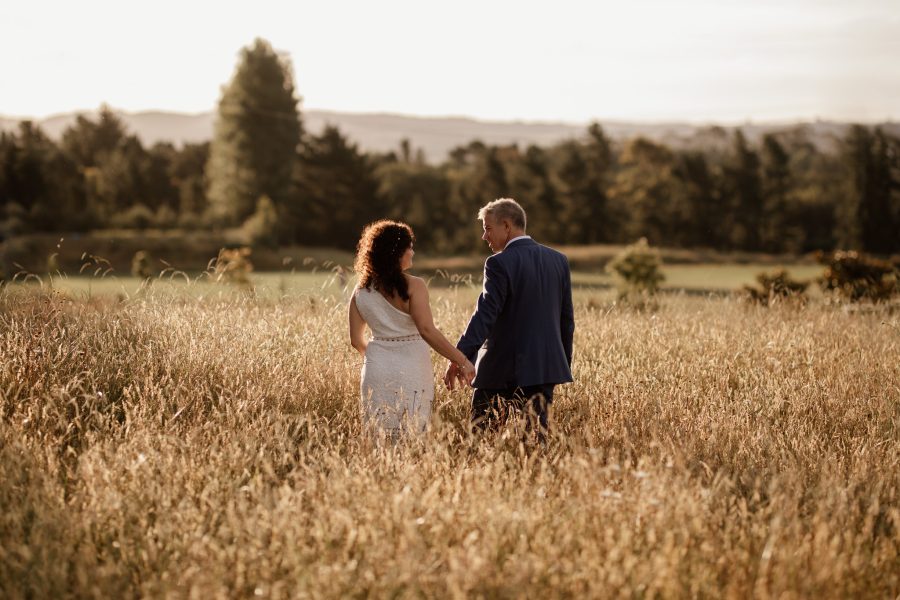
[354,287,433,436]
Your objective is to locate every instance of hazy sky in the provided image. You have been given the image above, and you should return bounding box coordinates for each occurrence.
[1,0,898,123]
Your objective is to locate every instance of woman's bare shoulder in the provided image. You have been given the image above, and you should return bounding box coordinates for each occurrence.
[404,274,428,295]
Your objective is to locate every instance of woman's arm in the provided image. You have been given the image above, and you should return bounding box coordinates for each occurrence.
[407,277,474,374]
[348,294,368,356]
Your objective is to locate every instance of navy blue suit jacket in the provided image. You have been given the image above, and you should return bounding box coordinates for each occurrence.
[457,238,575,390]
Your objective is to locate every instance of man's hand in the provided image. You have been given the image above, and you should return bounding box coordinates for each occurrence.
[459,360,476,388]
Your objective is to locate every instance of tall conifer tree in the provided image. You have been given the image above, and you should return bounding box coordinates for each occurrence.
[760,134,791,252]
[207,38,302,225]
[724,130,763,250]
[840,126,898,253]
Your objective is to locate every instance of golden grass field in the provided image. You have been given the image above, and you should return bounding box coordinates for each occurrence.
[1,277,898,598]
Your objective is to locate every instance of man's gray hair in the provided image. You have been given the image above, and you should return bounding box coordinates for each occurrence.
[477,198,527,230]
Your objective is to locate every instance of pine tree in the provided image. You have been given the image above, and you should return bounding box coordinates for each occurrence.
[295,126,383,248]
[61,105,127,168]
[207,38,302,226]
[840,126,898,254]
[583,123,614,242]
[760,134,791,252]
[375,160,449,250]
[60,106,128,226]
[1,122,85,232]
[607,137,679,246]
[555,141,592,243]
[724,130,763,250]
[507,145,559,242]
[674,151,723,248]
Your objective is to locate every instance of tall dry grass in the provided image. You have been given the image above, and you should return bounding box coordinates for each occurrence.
[0,285,898,598]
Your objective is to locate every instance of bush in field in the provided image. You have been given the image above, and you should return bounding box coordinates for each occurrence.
[1,202,28,237]
[131,250,153,282]
[154,205,177,229]
[606,237,665,303]
[213,246,254,288]
[742,270,808,305]
[110,203,154,230]
[817,250,898,302]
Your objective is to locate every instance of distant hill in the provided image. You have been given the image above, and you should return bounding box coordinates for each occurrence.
[1,109,897,162]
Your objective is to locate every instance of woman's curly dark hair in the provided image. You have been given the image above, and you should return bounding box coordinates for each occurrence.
[354,220,415,300]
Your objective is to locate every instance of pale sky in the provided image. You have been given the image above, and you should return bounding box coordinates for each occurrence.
[1,0,898,123]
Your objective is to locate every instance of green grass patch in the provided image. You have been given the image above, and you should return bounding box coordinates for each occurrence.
[5,261,826,302]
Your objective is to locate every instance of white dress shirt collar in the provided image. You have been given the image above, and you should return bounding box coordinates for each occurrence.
[503,235,531,250]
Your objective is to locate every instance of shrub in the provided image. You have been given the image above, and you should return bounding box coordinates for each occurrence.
[817,250,898,302]
[0,215,27,238]
[154,205,177,228]
[213,246,254,288]
[2,202,28,237]
[131,250,153,281]
[607,238,665,302]
[742,270,808,306]
[176,211,202,230]
[110,204,154,230]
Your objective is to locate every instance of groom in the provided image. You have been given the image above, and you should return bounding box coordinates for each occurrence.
[445,198,574,437]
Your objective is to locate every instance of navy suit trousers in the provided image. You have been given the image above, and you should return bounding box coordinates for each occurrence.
[471,384,555,435]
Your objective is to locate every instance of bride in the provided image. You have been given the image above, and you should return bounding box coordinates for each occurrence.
[348,220,475,437]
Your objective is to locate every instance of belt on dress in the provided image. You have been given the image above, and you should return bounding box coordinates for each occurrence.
[372,334,423,342]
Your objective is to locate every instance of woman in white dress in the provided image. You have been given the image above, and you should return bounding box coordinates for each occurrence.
[348,220,476,437]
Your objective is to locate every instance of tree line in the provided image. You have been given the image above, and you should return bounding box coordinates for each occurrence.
[2,38,898,255]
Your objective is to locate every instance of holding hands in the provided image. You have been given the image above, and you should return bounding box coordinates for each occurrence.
[444,358,476,391]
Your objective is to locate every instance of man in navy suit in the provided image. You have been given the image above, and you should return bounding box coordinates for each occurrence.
[445,198,575,438]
